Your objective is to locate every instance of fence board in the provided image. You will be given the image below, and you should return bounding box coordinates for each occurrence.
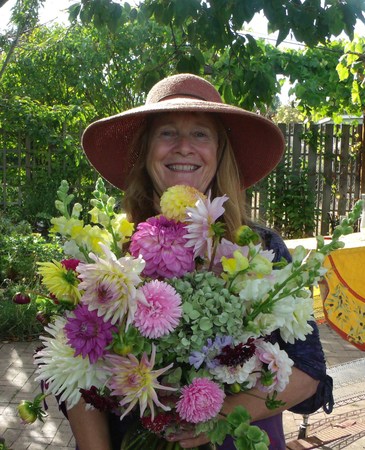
[338,126,350,215]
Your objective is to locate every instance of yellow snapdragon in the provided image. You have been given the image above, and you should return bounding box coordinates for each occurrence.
[78,224,113,255]
[50,216,84,239]
[221,250,249,275]
[111,214,134,246]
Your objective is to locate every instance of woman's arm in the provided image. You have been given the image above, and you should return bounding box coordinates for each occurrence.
[67,399,112,450]
[166,366,319,449]
[221,367,319,418]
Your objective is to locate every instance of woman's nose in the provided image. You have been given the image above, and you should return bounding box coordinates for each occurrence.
[175,134,193,154]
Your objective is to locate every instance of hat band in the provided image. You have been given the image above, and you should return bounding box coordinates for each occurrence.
[155,93,219,103]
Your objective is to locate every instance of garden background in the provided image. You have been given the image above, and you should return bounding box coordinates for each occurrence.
[0,0,365,340]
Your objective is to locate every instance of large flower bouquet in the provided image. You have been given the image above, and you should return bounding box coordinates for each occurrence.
[18,179,363,450]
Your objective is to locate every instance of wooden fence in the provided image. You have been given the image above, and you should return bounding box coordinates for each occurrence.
[248,122,363,236]
[1,122,363,237]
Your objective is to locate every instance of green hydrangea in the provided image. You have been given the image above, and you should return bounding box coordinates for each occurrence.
[158,271,246,364]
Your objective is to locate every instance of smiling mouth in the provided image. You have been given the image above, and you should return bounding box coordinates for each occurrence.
[166,164,200,172]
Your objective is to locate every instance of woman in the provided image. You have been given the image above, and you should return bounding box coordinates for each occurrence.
[71,73,333,450]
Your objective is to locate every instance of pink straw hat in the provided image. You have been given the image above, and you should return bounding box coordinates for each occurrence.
[82,73,285,190]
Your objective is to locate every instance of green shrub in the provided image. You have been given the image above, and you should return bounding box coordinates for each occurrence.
[0,213,64,339]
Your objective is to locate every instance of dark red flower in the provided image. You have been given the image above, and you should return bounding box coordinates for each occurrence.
[141,412,176,433]
[215,338,256,367]
[61,259,80,272]
[80,386,119,412]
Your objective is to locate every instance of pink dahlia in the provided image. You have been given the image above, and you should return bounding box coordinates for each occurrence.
[134,280,182,338]
[130,216,194,279]
[64,303,117,363]
[176,378,225,423]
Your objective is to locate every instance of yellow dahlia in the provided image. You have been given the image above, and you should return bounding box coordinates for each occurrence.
[37,260,81,304]
[160,185,206,222]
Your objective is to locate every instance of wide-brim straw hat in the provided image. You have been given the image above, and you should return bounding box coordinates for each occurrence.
[82,73,285,190]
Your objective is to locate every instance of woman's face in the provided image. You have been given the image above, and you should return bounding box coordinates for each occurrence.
[146,112,219,195]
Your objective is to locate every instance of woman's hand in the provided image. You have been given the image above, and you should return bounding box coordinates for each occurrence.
[165,423,210,448]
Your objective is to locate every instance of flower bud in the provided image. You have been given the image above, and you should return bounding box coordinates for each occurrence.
[229,383,241,394]
[12,292,31,305]
[18,401,37,424]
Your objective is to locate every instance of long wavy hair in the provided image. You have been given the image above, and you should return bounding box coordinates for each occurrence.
[123,113,248,240]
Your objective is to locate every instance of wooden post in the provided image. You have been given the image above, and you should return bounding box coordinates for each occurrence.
[361,112,365,194]
[338,125,349,215]
[321,124,334,236]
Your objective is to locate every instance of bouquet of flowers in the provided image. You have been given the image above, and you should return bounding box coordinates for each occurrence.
[18,179,364,450]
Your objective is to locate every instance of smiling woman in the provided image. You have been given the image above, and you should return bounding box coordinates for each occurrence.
[67,72,335,450]
[147,112,219,197]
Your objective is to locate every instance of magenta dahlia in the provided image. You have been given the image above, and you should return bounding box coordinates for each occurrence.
[176,378,225,423]
[64,303,117,363]
[134,280,182,338]
[130,216,194,279]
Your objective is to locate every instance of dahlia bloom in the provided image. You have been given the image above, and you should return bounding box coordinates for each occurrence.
[64,303,117,363]
[210,355,260,386]
[256,340,294,392]
[134,280,182,338]
[160,185,206,222]
[77,245,145,326]
[176,378,225,423]
[106,345,176,420]
[209,340,261,386]
[130,216,194,279]
[184,193,228,260]
[35,317,109,409]
[37,260,81,304]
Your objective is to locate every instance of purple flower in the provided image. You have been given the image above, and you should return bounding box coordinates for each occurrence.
[130,216,194,279]
[189,336,233,369]
[64,303,117,363]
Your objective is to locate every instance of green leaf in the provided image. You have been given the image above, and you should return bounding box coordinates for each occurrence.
[199,317,213,331]
[208,419,231,445]
[227,405,251,428]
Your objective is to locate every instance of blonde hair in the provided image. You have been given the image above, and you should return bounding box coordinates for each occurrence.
[123,113,247,240]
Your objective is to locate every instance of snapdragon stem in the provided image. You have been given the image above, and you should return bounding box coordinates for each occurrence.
[243,263,313,325]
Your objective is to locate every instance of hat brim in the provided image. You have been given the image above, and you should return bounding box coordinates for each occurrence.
[82,98,285,190]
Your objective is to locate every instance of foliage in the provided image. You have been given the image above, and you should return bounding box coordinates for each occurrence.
[0,211,64,339]
[0,1,364,232]
[336,37,365,108]
[273,105,305,125]
[70,0,365,47]
[280,41,362,121]
[264,159,317,239]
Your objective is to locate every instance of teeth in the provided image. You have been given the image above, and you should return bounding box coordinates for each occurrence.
[167,164,199,172]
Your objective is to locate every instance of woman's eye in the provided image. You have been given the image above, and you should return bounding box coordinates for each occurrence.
[193,130,208,139]
[160,129,176,138]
